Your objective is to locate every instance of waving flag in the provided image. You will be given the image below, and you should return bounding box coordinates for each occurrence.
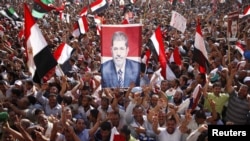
[78,16,89,34]
[243,5,250,17]
[79,6,88,16]
[235,41,245,57]
[90,0,108,13]
[190,84,202,112]
[72,23,80,37]
[94,15,102,35]
[0,7,21,21]
[54,43,74,64]
[32,0,56,19]
[24,3,57,83]
[169,47,182,66]
[149,26,167,79]
[194,18,209,74]
[72,16,89,37]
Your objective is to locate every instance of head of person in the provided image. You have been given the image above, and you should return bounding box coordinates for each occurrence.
[99,121,112,141]
[24,80,34,91]
[212,82,222,96]
[79,95,92,107]
[75,118,86,132]
[196,73,206,86]
[109,111,120,127]
[80,86,91,96]
[49,85,59,94]
[120,125,131,141]
[158,111,166,127]
[37,114,49,129]
[101,96,110,110]
[48,93,58,108]
[150,94,159,108]
[160,80,169,92]
[89,109,99,122]
[111,31,129,68]
[238,84,248,99]
[194,110,207,125]
[173,90,183,105]
[16,96,30,110]
[166,115,177,134]
[132,105,144,123]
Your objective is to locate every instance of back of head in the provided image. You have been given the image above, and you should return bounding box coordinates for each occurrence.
[100,121,112,131]
[120,125,130,136]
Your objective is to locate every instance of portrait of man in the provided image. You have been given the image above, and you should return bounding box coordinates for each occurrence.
[101,25,142,88]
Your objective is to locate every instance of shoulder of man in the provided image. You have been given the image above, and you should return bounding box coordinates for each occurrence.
[126,59,141,66]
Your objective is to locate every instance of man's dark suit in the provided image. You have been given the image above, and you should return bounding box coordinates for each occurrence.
[101,59,140,88]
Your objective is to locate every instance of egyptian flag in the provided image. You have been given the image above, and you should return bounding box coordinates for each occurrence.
[94,15,102,35]
[24,3,57,83]
[149,26,167,79]
[189,84,202,112]
[60,12,70,23]
[235,41,245,57]
[79,6,88,16]
[72,16,88,37]
[54,43,74,64]
[90,0,108,14]
[72,23,80,37]
[169,47,182,66]
[141,48,151,71]
[78,16,89,34]
[243,5,250,17]
[193,18,209,74]
[53,43,74,76]
[32,0,56,19]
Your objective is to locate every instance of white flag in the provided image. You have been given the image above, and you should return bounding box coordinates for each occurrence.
[170,11,187,33]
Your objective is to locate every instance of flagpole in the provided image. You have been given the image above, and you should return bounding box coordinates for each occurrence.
[227,21,231,64]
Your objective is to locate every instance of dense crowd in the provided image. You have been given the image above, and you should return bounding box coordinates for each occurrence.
[0,0,250,141]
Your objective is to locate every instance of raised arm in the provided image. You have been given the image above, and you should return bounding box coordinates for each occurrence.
[3,121,25,141]
[226,66,237,94]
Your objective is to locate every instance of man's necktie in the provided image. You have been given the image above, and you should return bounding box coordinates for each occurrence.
[118,69,124,87]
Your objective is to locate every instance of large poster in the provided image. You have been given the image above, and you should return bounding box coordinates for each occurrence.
[101,24,142,88]
[170,11,187,33]
[227,11,239,41]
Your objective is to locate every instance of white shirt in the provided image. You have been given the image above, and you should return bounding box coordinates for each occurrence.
[158,127,182,141]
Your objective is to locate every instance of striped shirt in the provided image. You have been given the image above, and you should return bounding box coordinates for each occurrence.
[225,91,250,124]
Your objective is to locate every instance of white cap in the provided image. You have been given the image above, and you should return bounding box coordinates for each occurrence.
[14,80,22,86]
[243,76,250,83]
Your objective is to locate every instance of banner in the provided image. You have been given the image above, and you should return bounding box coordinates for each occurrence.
[101,24,142,88]
[227,11,239,41]
[170,11,187,33]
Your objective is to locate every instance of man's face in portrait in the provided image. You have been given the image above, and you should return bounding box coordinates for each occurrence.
[111,40,129,68]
